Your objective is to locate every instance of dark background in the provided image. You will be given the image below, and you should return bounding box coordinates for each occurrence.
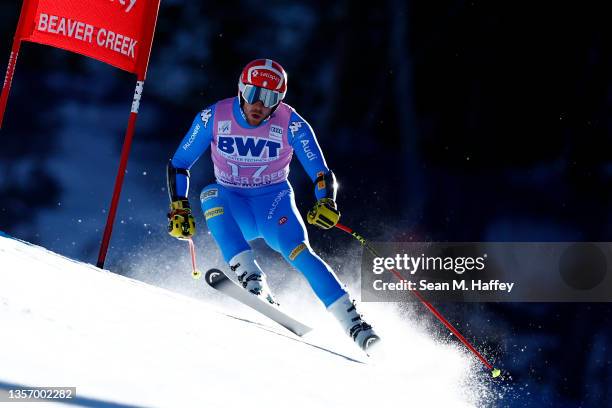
[1,1,611,406]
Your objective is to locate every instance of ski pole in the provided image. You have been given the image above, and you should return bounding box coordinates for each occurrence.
[187,238,202,279]
[334,222,501,378]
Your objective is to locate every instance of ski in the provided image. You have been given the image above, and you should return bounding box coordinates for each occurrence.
[205,268,312,337]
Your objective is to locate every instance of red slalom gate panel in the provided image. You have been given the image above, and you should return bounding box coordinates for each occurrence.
[16,0,160,77]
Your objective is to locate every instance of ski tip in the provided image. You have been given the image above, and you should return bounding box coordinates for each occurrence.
[362,335,382,355]
[204,268,225,285]
[491,368,502,378]
[295,326,313,337]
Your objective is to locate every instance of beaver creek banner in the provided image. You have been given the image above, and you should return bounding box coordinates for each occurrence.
[20,0,157,75]
[0,0,162,268]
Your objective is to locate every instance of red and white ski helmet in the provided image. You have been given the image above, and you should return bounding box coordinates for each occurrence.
[238,59,288,107]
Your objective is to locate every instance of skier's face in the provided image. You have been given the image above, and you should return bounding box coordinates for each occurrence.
[243,100,272,126]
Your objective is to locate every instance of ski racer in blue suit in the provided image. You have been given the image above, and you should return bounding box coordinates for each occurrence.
[166,59,379,351]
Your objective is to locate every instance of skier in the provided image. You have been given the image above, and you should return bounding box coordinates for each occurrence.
[166,59,379,351]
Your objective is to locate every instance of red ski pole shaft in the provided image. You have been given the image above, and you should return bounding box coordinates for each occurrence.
[335,222,500,377]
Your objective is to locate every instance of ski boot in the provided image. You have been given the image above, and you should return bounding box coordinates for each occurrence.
[327,294,380,352]
[230,250,278,306]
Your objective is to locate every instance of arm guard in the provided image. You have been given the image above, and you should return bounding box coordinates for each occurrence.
[166,160,190,201]
[314,171,338,201]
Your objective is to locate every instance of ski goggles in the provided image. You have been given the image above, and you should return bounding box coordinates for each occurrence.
[241,84,282,108]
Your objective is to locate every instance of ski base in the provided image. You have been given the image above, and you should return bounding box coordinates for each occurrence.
[205,268,312,337]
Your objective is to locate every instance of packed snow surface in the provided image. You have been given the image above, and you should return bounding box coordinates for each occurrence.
[0,235,493,407]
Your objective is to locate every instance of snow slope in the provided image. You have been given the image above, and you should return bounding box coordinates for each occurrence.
[0,234,493,407]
